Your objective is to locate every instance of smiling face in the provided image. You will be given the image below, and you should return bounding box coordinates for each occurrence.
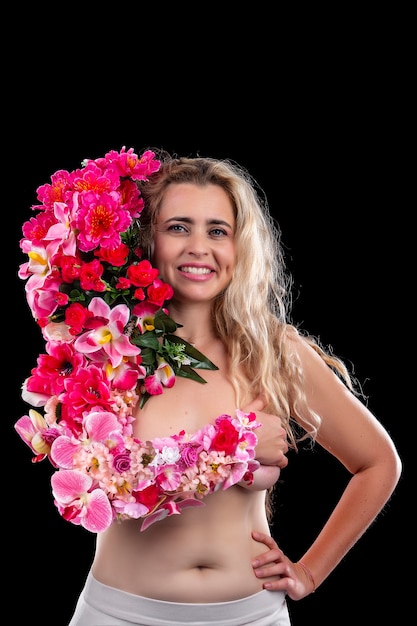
[152,183,236,305]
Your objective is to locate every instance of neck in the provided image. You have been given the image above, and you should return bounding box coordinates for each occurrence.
[168,301,217,347]
[179,332,216,347]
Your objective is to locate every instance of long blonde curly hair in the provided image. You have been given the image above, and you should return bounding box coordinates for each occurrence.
[138,151,355,454]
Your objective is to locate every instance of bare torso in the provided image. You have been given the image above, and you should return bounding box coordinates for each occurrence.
[91,338,280,601]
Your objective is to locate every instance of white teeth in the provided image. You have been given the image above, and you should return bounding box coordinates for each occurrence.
[180,266,211,275]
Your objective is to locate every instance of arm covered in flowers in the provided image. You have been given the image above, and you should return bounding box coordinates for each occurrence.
[16,408,261,533]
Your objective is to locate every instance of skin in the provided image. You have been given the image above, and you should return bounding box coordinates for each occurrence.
[91,183,401,603]
[251,335,402,599]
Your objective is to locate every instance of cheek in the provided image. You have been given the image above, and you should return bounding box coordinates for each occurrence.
[151,240,179,279]
[224,245,237,271]
[151,237,167,266]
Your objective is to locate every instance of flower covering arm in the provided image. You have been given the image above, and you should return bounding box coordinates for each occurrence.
[34,409,261,533]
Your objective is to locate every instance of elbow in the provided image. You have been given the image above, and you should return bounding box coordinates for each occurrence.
[383,441,403,493]
[392,447,403,486]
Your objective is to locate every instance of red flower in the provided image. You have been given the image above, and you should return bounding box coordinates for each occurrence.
[94,242,130,267]
[79,259,106,292]
[147,279,174,307]
[65,302,89,335]
[134,483,161,509]
[127,260,159,287]
[211,419,239,455]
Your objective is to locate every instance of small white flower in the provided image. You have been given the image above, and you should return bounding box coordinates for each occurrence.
[161,445,181,464]
[150,446,181,466]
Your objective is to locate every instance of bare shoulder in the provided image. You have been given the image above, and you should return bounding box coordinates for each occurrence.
[284,329,401,475]
[282,325,329,371]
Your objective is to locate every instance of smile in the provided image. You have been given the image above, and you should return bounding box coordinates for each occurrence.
[179,266,212,275]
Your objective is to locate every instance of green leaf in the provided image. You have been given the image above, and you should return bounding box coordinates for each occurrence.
[165,334,218,370]
[175,365,211,384]
[137,347,157,366]
[154,310,182,333]
[131,332,161,349]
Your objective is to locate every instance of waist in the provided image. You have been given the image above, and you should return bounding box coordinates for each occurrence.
[93,490,273,601]
[93,560,269,603]
[80,571,289,625]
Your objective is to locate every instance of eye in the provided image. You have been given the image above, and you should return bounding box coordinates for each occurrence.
[167,223,188,233]
[209,227,228,237]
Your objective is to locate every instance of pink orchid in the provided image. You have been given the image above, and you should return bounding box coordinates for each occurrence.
[74,297,140,368]
[232,409,261,432]
[140,497,205,532]
[18,239,58,273]
[27,280,65,319]
[143,358,175,395]
[111,498,150,521]
[19,241,63,319]
[51,469,113,533]
[14,409,60,460]
[51,410,123,469]
[43,201,78,256]
[132,301,160,333]
[235,431,258,460]
[103,354,146,391]
[42,321,74,343]
[155,465,183,491]
[221,460,259,490]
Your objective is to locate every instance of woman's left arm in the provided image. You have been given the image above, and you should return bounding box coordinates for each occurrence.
[252,336,402,600]
[242,394,289,469]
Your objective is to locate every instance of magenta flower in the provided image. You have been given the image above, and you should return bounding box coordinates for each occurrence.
[76,190,132,252]
[59,363,113,420]
[25,341,87,399]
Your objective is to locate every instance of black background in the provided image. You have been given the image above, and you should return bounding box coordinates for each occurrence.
[7,11,411,625]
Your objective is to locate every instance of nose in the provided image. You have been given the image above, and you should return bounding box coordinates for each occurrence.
[185,231,209,256]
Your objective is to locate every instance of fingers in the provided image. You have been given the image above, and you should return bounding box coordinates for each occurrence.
[251,530,315,600]
[252,530,277,549]
[252,531,286,584]
[251,531,282,566]
[277,453,289,469]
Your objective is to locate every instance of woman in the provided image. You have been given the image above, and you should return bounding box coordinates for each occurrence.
[68,153,401,624]
[15,149,401,625]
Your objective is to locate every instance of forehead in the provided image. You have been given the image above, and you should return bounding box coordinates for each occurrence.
[159,183,235,221]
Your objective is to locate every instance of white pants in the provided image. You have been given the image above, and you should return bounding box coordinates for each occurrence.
[68,571,291,626]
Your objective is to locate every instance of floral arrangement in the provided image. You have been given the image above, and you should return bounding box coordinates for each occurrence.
[14,146,260,532]
[43,408,259,532]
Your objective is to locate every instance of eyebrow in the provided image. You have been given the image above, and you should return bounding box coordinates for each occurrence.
[164,216,234,229]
